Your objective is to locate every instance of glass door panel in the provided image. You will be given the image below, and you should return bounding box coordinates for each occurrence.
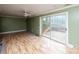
[50,13,68,43]
[41,16,51,38]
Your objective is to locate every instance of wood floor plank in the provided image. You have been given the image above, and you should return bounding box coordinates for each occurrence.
[0,32,66,54]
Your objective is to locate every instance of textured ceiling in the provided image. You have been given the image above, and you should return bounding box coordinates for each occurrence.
[0,4,69,17]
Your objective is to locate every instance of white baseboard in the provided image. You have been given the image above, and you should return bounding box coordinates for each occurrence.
[0,29,26,34]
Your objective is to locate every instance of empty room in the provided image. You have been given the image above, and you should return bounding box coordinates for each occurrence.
[0,4,79,54]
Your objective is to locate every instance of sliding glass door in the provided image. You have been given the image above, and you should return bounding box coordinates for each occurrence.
[50,13,68,43]
[41,12,68,44]
[41,16,51,38]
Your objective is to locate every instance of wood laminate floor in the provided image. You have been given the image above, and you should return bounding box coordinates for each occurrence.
[0,31,67,54]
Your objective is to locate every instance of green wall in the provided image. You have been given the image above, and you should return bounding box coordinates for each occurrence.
[0,16,26,32]
[27,17,40,36]
[68,6,79,47]
[27,6,79,47]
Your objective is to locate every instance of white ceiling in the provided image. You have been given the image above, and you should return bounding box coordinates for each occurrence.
[0,4,70,17]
